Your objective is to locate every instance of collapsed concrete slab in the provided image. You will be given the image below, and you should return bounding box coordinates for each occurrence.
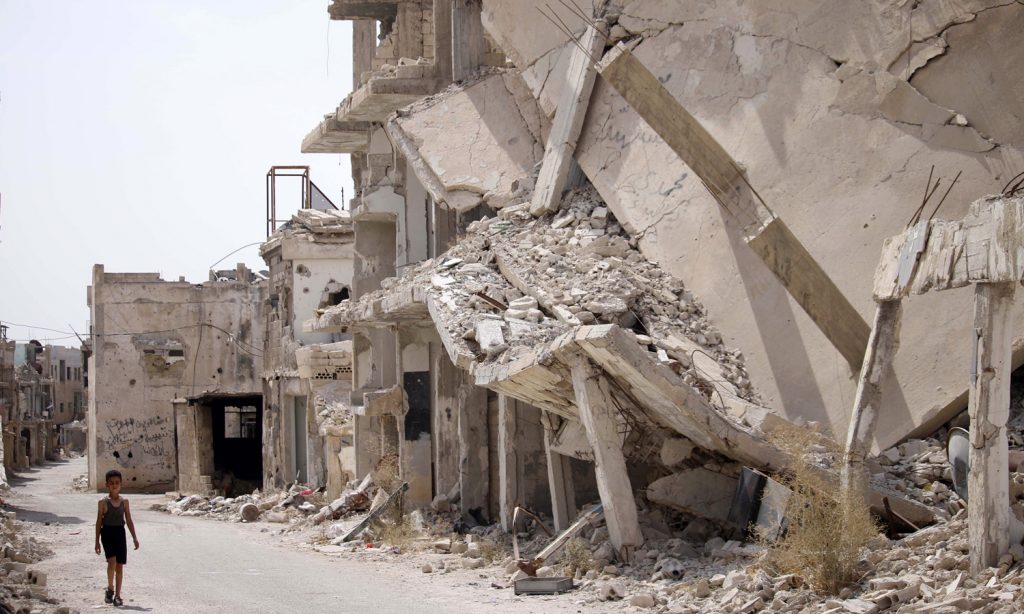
[386,71,545,211]
[647,468,738,522]
[480,0,1024,454]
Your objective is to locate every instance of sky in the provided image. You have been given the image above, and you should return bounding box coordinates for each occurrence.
[0,1,355,346]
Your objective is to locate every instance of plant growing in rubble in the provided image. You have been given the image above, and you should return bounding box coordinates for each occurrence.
[758,424,880,595]
[562,537,593,577]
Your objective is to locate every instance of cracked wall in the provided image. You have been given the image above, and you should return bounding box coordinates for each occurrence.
[483,0,1024,452]
[87,266,266,492]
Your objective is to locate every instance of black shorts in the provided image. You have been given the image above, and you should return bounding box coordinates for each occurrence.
[100,526,127,564]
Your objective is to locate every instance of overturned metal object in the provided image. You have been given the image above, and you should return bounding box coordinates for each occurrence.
[513,576,574,595]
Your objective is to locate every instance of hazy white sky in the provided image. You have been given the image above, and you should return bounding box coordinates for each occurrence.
[0,1,355,345]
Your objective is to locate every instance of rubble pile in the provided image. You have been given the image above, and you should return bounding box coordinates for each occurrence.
[482,188,755,399]
[156,484,328,524]
[872,437,964,516]
[325,186,756,404]
[0,513,69,614]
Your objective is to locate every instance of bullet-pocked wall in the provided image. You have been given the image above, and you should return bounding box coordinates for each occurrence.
[87,265,266,492]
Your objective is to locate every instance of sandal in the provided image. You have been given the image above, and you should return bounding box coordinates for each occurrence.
[113,596,123,607]
[105,588,114,604]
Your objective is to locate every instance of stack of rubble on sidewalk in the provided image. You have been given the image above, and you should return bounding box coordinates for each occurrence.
[154,483,329,525]
[0,510,72,614]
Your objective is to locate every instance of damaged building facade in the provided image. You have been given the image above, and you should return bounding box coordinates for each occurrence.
[281,0,1024,560]
[86,265,266,492]
[260,207,355,500]
[0,337,85,474]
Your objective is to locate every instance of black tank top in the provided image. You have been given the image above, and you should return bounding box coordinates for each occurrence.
[103,497,126,527]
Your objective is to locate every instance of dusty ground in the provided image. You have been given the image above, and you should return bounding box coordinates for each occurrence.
[5,458,618,613]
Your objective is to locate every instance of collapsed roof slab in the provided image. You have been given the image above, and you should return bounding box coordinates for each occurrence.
[481,0,1024,453]
[386,71,545,212]
[339,77,440,123]
[301,115,371,154]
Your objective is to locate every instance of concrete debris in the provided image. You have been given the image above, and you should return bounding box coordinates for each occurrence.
[0,510,70,613]
[315,186,757,405]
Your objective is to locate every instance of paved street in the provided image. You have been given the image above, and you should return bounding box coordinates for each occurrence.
[8,458,586,614]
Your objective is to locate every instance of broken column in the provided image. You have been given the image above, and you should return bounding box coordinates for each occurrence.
[968,282,1015,573]
[568,355,643,558]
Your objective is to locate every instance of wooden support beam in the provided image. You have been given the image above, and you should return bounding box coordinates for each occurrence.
[568,355,643,557]
[541,412,576,533]
[451,0,484,82]
[841,299,903,493]
[530,23,606,217]
[595,43,870,370]
[968,282,1016,573]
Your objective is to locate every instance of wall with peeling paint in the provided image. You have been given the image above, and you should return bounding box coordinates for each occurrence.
[87,265,266,492]
[482,0,1024,452]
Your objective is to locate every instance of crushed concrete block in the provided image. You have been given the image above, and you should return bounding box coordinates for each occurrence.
[629,593,656,608]
[659,437,695,467]
[475,319,507,358]
[599,582,626,601]
[508,296,538,310]
[647,468,738,521]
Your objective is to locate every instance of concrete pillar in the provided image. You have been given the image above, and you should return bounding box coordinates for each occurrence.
[431,343,460,498]
[569,356,643,558]
[542,412,577,532]
[353,19,377,87]
[968,282,1016,573]
[457,369,489,519]
[451,0,484,82]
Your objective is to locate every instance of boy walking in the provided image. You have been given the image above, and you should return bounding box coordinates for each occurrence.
[94,469,140,607]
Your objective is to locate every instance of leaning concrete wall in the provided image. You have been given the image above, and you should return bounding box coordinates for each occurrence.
[483,0,1024,452]
[88,266,265,492]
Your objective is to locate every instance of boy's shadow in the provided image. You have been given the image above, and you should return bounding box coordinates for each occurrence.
[114,607,151,612]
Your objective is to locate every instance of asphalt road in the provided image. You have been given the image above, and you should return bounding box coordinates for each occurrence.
[8,458,592,614]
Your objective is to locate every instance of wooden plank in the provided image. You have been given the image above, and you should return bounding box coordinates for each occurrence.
[595,44,870,370]
[968,282,1016,573]
[841,299,903,493]
[530,24,606,217]
[512,503,603,581]
[338,482,410,542]
[569,355,643,558]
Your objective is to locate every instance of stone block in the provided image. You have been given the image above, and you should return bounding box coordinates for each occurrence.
[647,467,738,521]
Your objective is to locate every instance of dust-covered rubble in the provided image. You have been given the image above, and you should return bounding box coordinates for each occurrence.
[0,510,72,614]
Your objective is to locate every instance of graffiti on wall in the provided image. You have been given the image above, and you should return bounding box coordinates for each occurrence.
[100,415,172,469]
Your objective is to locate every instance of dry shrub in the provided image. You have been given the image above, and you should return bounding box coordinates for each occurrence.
[758,424,880,595]
[376,515,415,548]
[562,537,593,576]
[479,539,509,565]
